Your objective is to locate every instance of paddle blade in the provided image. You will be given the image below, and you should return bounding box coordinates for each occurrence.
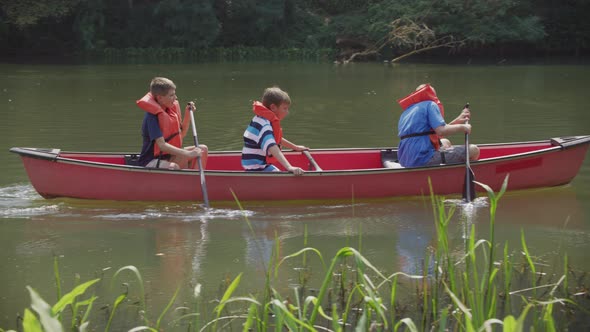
[462,168,476,202]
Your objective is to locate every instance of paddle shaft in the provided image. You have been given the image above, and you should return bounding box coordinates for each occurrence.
[464,103,473,202]
[303,150,323,171]
[188,104,210,207]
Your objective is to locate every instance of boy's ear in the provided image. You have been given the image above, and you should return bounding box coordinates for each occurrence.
[269,103,278,112]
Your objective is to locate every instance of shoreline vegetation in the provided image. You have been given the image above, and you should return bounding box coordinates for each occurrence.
[4,46,589,66]
[1,1,589,65]
[3,179,590,331]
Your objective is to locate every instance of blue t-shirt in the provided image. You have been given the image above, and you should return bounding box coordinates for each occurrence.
[397,100,445,167]
[138,113,163,166]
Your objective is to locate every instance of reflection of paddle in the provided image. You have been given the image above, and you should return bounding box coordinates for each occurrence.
[188,103,210,208]
[462,103,476,202]
[303,150,322,171]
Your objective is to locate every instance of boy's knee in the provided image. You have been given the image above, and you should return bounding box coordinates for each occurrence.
[168,162,180,170]
[470,145,480,160]
[440,138,452,149]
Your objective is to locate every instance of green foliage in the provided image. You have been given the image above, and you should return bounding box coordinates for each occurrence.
[0,0,80,28]
[0,0,587,59]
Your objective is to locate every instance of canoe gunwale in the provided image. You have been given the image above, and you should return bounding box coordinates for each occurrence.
[9,135,590,177]
[9,147,61,161]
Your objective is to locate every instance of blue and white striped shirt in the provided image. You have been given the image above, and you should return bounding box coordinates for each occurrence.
[242,116,277,170]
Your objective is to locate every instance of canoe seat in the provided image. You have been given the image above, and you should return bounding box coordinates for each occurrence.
[381,149,404,169]
[124,154,140,166]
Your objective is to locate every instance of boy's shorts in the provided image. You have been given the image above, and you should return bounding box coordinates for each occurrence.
[425,146,467,166]
[246,164,280,172]
[146,158,174,168]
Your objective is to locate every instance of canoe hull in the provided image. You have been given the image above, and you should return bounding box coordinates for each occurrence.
[12,136,590,202]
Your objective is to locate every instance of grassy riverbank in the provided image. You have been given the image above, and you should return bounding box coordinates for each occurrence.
[4,180,589,331]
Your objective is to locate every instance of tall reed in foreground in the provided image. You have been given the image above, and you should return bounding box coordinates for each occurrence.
[5,178,589,331]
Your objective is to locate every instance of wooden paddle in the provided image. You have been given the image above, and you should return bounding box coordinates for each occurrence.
[188,103,210,208]
[462,103,476,202]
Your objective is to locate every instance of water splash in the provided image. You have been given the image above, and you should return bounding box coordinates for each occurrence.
[445,196,488,215]
[0,204,62,218]
[0,184,41,202]
[92,206,256,223]
[0,184,63,218]
[444,196,489,240]
[0,183,257,222]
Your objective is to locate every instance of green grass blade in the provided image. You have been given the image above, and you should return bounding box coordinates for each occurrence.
[128,327,158,332]
[78,321,89,332]
[502,315,516,332]
[111,265,145,311]
[23,308,43,332]
[156,284,181,330]
[52,278,100,316]
[27,286,63,332]
[331,303,341,332]
[242,303,258,332]
[104,292,127,332]
[355,308,367,332]
[278,247,326,273]
[80,296,98,326]
[215,273,243,314]
[53,256,62,303]
[543,303,556,332]
[270,299,314,331]
[394,318,418,332]
[520,230,536,283]
[213,272,243,331]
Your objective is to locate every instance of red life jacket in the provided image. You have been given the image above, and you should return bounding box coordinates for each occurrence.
[136,92,183,157]
[397,84,445,150]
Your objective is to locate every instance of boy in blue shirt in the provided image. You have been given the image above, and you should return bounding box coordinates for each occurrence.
[397,84,479,167]
[136,77,208,169]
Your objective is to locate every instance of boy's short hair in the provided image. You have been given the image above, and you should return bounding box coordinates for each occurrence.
[262,87,291,108]
[150,77,176,96]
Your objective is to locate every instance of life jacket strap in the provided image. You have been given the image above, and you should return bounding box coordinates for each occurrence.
[164,132,179,142]
[153,132,179,159]
[400,130,435,140]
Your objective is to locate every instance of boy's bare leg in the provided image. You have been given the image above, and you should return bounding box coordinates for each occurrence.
[184,145,208,170]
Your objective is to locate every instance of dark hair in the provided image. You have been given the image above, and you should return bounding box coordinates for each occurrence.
[261,87,291,108]
[150,77,176,96]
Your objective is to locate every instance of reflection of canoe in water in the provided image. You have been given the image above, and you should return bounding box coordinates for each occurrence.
[9,136,590,203]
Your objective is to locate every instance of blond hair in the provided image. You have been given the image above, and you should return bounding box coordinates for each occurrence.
[261,87,291,108]
[416,83,436,95]
[150,77,176,96]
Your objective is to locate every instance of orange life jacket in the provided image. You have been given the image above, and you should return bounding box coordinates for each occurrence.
[136,92,183,158]
[252,101,283,164]
[252,101,283,144]
[397,84,445,150]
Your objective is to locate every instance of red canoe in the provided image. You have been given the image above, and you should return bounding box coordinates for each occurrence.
[10,136,590,203]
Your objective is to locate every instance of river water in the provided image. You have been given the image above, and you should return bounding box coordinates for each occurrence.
[1,62,589,328]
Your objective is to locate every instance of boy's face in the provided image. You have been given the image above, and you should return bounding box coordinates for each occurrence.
[156,88,177,109]
[271,102,290,120]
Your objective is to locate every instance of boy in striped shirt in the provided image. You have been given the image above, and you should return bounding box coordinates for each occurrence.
[241,87,308,175]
